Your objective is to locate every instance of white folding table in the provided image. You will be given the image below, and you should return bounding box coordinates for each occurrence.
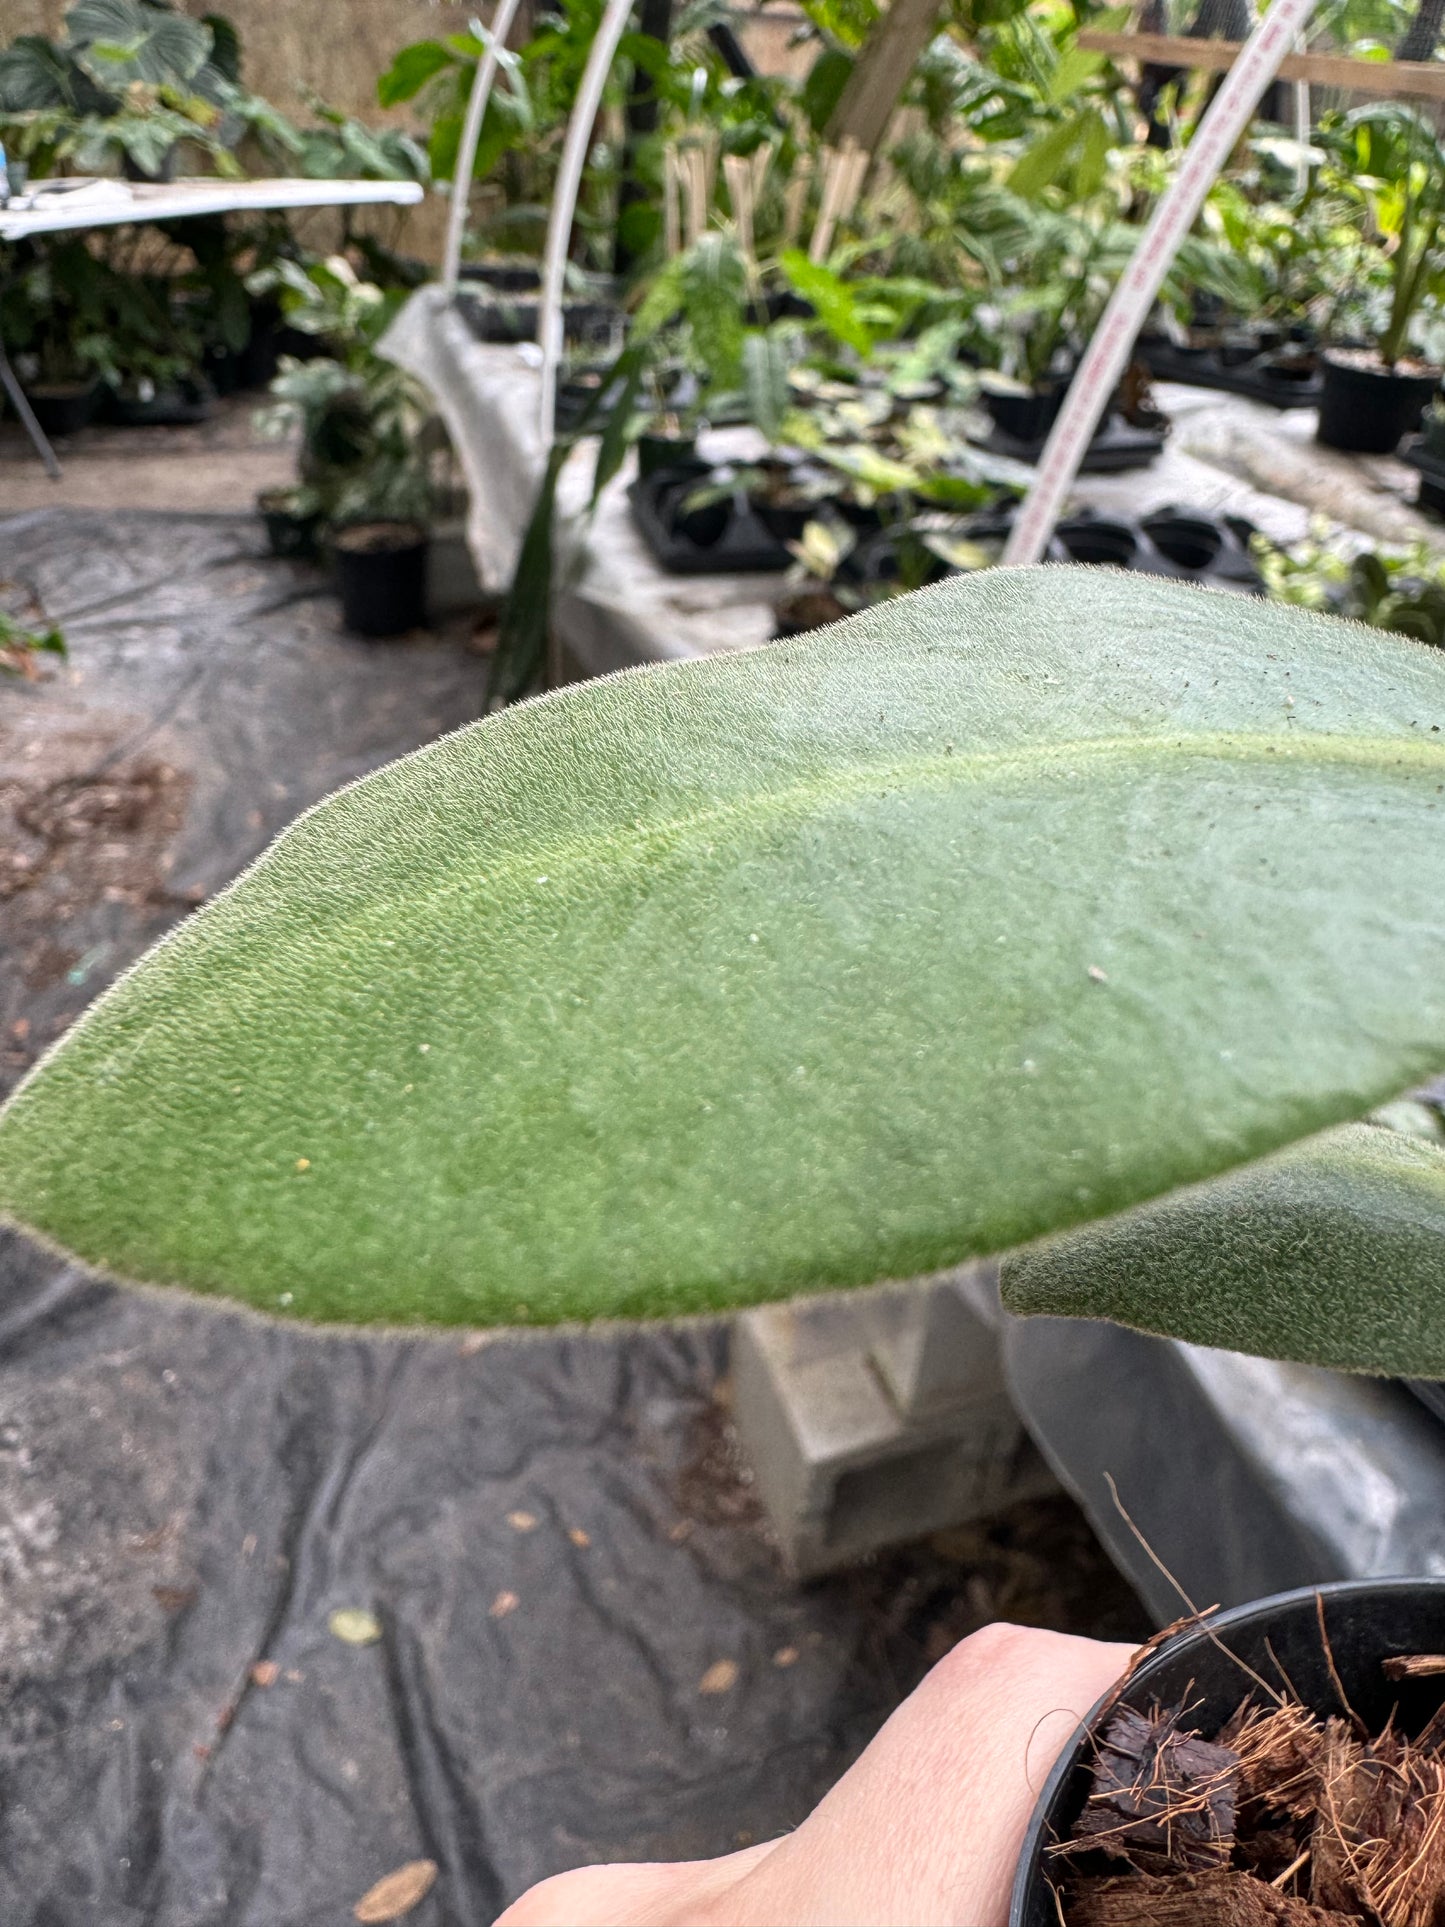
[0,175,425,475]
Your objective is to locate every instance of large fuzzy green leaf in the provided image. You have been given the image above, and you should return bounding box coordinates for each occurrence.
[2,570,1445,1340]
[1001,1123,1445,1376]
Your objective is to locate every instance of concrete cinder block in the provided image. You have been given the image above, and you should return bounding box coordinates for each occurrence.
[732,1264,1057,1577]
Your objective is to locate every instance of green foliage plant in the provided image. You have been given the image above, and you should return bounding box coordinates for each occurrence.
[0,239,117,390]
[0,607,66,679]
[0,0,245,179]
[250,255,437,532]
[1336,104,1445,369]
[1257,523,1445,649]
[2,570,1445,1381]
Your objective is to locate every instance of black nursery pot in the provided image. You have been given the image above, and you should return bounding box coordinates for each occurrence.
[108,376,215,427]
[1318,350,1441,455]
[257,490,322,561]
[334,521,430,638]
[637,431,697,478]
[983,382,1067,444]
[23,381,102,436]
[1010,1576,1445,1927]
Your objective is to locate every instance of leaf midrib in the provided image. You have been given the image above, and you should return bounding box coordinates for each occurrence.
[237,722,1445,920]
[7,726,1441,1100]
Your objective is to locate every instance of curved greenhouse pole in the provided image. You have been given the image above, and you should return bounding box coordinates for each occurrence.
[1002,0,1319,566]
[537,0,637,441]
[441,0,526,297]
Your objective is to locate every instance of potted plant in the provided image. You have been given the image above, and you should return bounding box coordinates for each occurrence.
[1317,105,1445,455]
[257,353,437,630]
[1,570,1445,1910]
[255,483,325,560]
[250,256,440,634]
[0,0,250,182]
[1011,1576,1445,1926]
[0,239,115,434]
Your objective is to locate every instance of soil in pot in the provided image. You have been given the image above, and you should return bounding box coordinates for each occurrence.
[1012,1578,1445,1927]
[22,381,103,437]
[774,588,850,636]
[1318,348,1441,456]
[334,521,429,638]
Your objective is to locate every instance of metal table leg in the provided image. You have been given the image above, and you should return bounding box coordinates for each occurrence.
[0,331,61,480]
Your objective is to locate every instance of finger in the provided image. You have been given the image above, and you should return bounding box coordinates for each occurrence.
[497,1840,781,1926]
[711,1623,1136,1927]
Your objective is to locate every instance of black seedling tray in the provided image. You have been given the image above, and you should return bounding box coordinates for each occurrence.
[455,288,623,351]
[965,505,1262,591]
[972,414,1167,473]
[1399,439,1445,517]
[1138,336,1323,410]
[629,463,795,575]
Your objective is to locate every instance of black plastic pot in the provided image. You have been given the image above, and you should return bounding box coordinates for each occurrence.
[1318,350,1441,455]
[334,522,429,638]
[752,495,814,545]
[662,474,731,548]
[637,431,697,478]
[122,144,179,183]
[1401,436,1445,517]
[982,382,1068,444]
[257,491,322,561]
[1140,510,1224,572]
[234,301,283,392]
[22,381,102,436]
[460,261,543,294]
[1055,518,1138,568]
[1010,1576,1445,1927]
[1137,335,1322,410]
[108,376,215,427]
[203,342,242,397]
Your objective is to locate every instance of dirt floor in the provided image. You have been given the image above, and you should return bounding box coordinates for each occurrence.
[0,473,1151,1923]
[1,391,293,514]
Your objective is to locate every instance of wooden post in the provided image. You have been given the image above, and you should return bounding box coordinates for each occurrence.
[824,0,943,158]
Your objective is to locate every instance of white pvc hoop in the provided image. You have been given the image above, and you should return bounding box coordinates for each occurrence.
[441,0,526,297]
[536,0,636,442]
[1001,0,1320,566]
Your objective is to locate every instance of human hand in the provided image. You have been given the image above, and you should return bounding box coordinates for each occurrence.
[496,1621,1135,1927]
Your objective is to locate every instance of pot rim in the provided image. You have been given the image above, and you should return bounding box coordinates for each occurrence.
[334,519,429,553]
[1009,1574,1445,1926]
[1322,346,1443,383]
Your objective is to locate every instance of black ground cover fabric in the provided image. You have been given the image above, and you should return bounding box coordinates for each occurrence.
[0,511,1146,1927]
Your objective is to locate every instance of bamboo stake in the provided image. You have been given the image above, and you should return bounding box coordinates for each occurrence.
[663,143,681,257]
[724,152,757,281]
[782,154,813,251]
[809,137,867,263]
